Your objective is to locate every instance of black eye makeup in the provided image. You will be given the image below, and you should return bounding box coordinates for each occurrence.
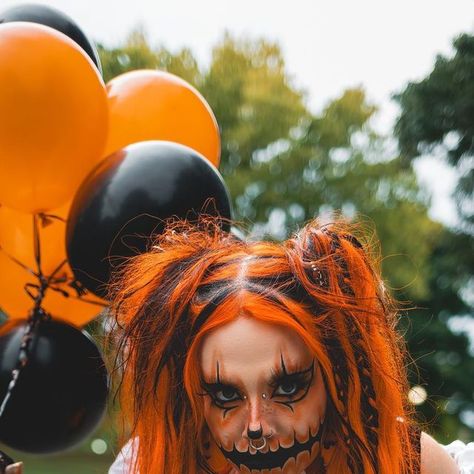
[200,361,243,416]
[201,381,243,406]
[200,356,315,415]
[269,355,315,411]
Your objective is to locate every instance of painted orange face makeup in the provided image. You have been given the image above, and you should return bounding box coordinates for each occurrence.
[199,317,327,474]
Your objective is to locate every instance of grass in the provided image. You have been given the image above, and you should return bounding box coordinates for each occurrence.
[0,445,115,474]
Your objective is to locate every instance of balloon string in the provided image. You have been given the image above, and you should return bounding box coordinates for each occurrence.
[31,214,49,313]
[32,215,42,279]
[46,258,68,286]
[46,258,106,307]
[0,214,105,308]
[0,215,50,422]
[52,292,106,307]
[0,245,40,279]
[0,308,48,421]
[0,213,105,425]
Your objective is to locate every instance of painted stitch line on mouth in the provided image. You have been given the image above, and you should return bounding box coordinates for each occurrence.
[220,423,323,470]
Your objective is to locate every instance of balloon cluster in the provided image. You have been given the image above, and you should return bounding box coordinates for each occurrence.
[0,2,232,458]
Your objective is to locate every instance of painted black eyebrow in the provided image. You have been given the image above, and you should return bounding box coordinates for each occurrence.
[203,353,316,402]
[201,360,241,389]
[269,355,314,386]
[281,353,288,375]
[200,360,243,417]
[269,358,315,412]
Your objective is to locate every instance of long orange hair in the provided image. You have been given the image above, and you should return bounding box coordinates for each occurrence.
[110,216,420,473]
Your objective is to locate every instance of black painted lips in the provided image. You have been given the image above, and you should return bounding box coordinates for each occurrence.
[219,424,323,470]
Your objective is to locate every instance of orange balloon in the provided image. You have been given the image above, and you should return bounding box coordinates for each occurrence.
[0,205,106,326]
[0,22,108,213]
[105,70,220,167]
[0,204,69,276]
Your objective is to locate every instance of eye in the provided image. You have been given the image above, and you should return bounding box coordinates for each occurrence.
[215,387,240,403]
[269,360,315,409]
[274,381,298,396]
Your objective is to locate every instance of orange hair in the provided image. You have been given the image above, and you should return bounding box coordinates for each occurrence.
[109,216,420,474]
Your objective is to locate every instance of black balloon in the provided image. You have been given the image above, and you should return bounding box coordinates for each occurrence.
[0,319,108,454]
[0,3,102,74]
[67,141,233,298]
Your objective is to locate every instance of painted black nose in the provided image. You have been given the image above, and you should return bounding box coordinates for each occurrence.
[247,425,263,440]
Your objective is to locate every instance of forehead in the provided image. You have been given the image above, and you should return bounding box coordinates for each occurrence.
[199,317,311,376]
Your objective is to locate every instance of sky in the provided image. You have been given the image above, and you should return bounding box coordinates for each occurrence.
[1,0,473,225]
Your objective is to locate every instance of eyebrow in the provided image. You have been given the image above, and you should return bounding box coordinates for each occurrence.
[203,352,315,388]
[202,360,243,388]
[269,353,315,385]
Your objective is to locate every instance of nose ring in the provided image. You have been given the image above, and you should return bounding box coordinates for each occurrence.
[249,437,266,451]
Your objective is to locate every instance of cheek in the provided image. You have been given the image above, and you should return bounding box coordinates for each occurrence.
[275,378,327,440]
[203,399,245,448]
[297,383,326,432]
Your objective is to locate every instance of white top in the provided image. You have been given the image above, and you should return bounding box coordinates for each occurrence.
[443,440,474,474]
[109,438,474,473]
[109,439,137,474]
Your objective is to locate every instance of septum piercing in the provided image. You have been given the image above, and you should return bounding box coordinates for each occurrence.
[249,437,266,451]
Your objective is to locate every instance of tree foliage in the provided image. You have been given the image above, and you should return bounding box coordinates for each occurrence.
[394,33,474,230]
[98,30,474,441]
[394,33,474,441]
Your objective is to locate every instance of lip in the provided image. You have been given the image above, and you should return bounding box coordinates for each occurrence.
[219,423,323,470]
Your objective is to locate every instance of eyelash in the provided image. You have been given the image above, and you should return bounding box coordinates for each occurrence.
[201,383,243,410]
[200,361,315,415]
[270,375,312,407]
[270,375,309,396]
[202,375,312,411]
[269,363,315,410]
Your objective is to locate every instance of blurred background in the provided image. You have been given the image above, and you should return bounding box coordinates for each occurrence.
[0,0,473,472]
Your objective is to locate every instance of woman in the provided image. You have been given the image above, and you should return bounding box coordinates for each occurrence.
[108,217,465,473]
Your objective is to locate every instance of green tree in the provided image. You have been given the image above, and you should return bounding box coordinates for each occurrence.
[405,229,474,442]
[394,33,474,231]
[200,34,308,184]
[97,30,474,441]
[394,32,474,441]
[98,28,202,86]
